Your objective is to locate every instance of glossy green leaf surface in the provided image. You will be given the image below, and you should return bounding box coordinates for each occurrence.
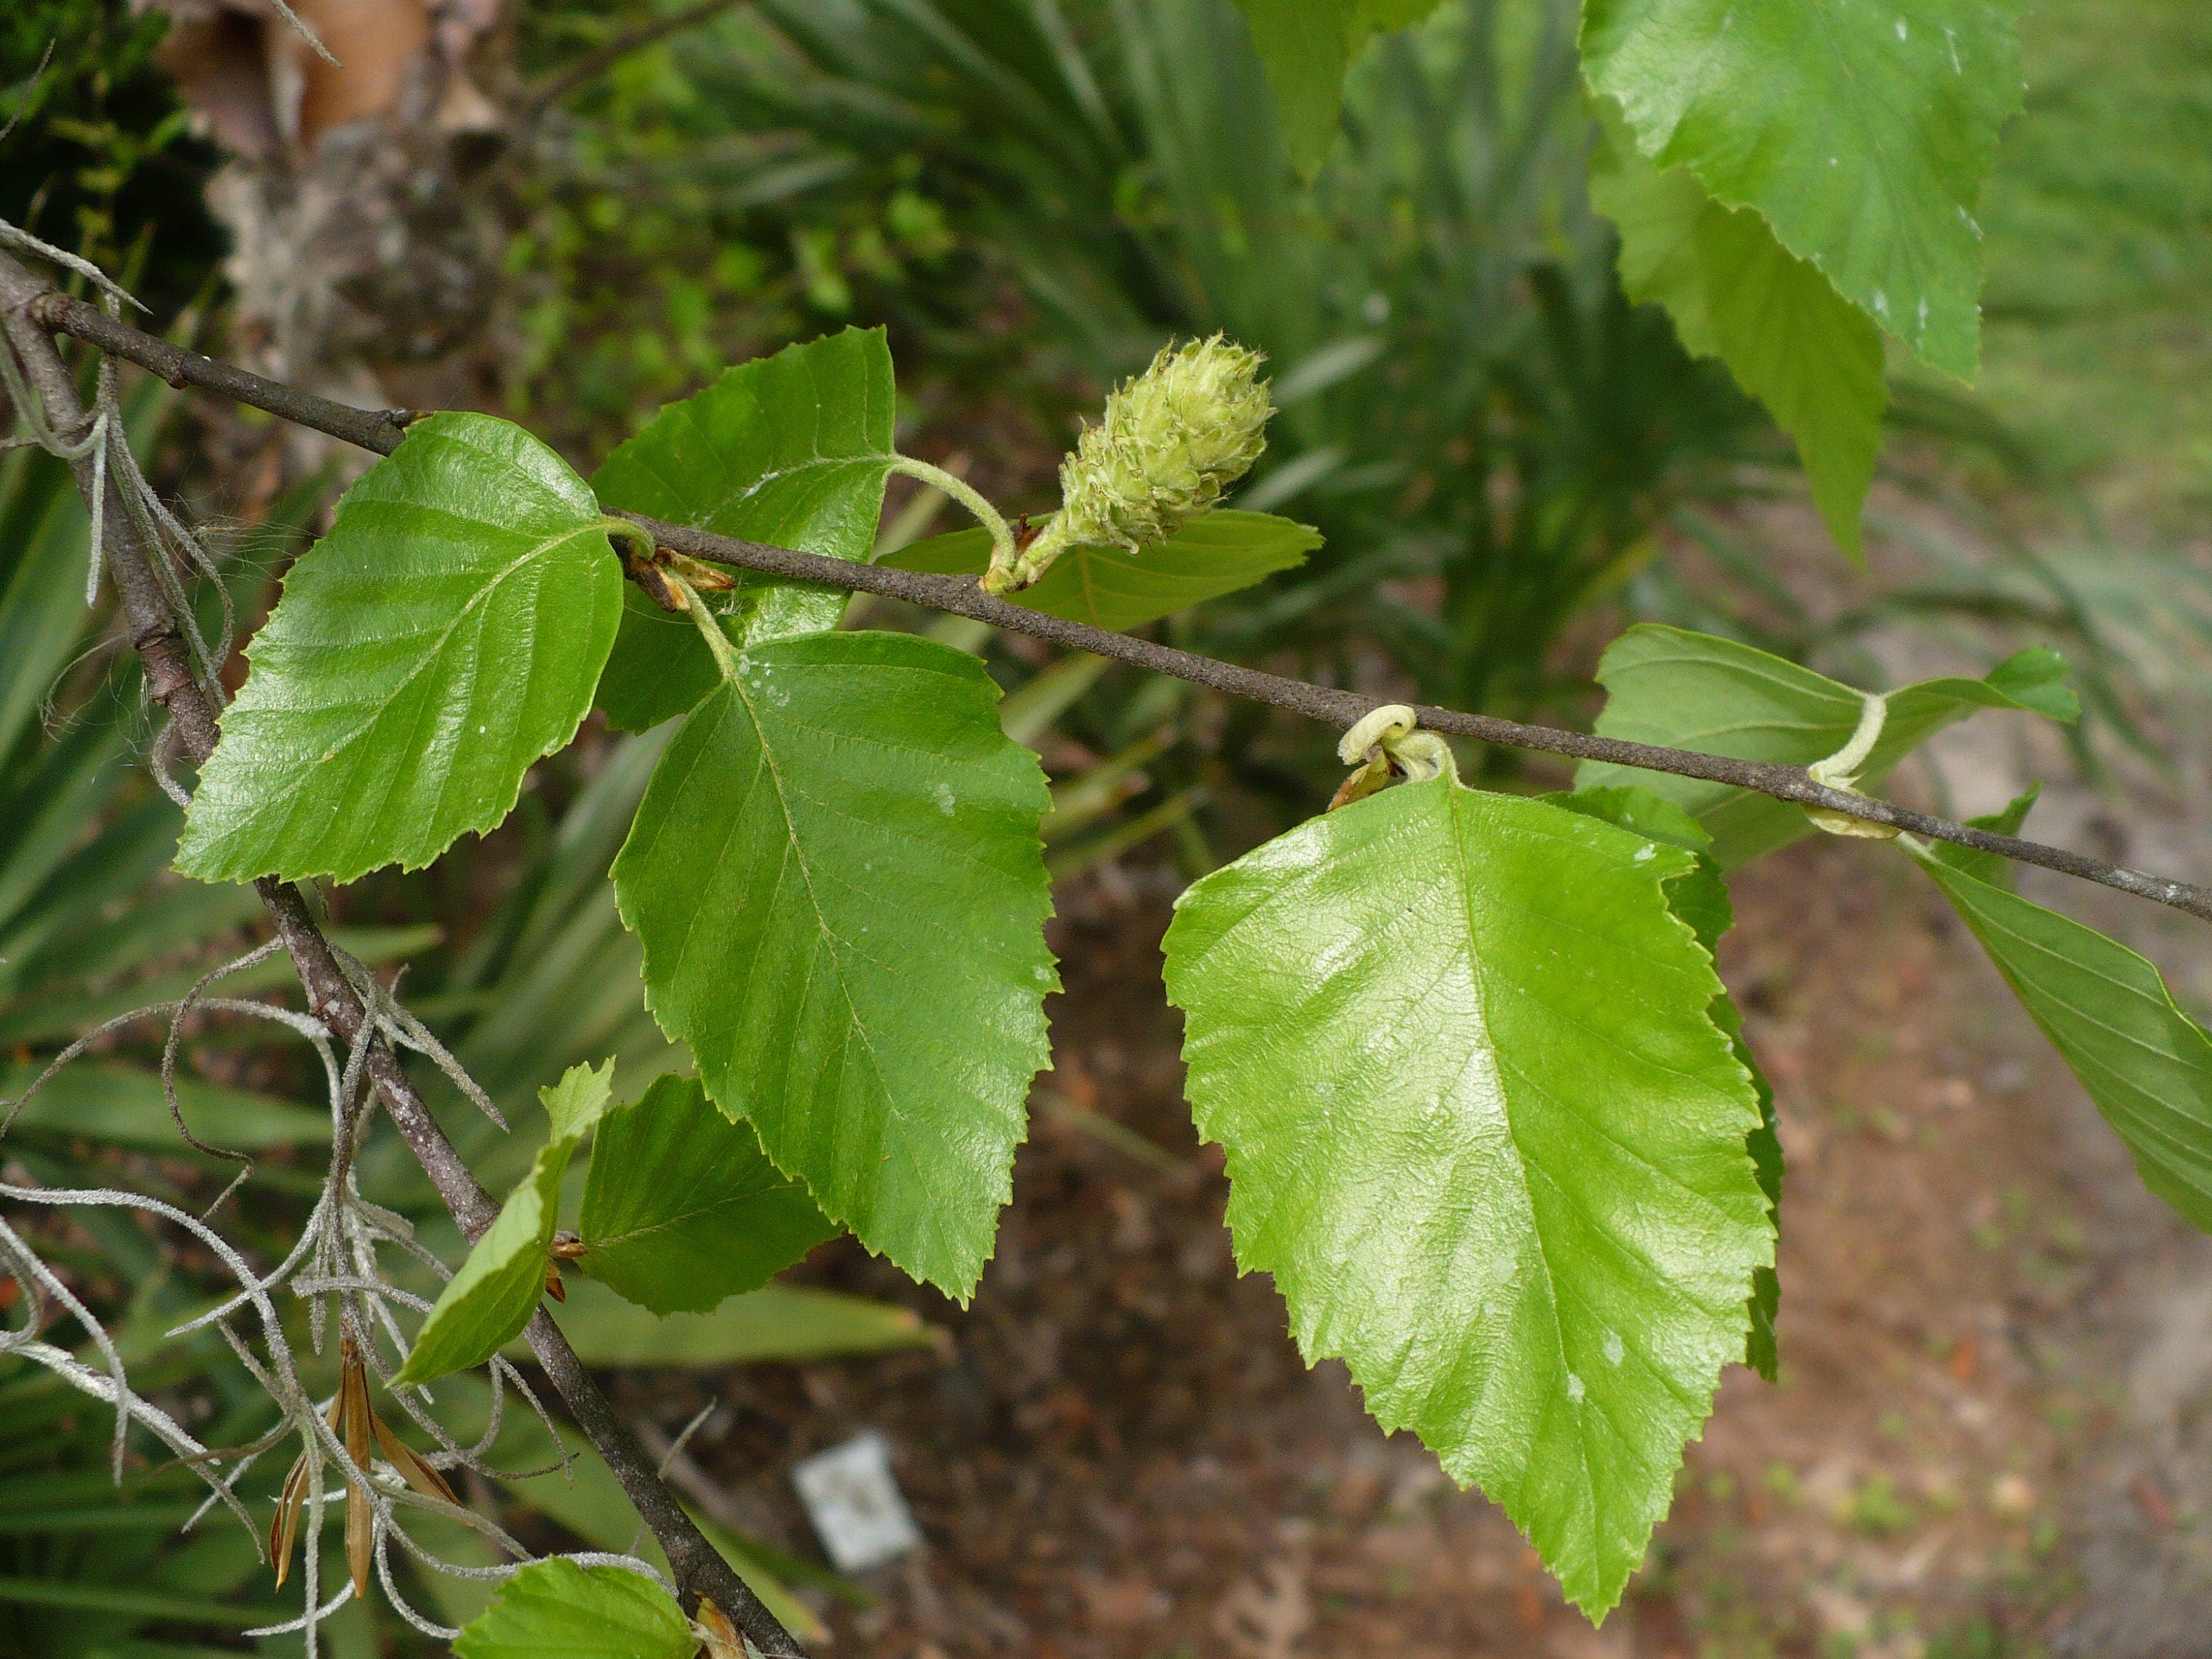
[452,1559,691,1659]
[1589,111,1885,560]
[591,330,897,733]
[175,414,622,884]
[613,631,1056,1299]
[577,1074,839,1315]
[1576,626,2076,869]
[1580,0,2023,379]
[1545,785,1781,1380]
[1161,776,1771,1615]
[883,509,1320,634]
[1232,0,1446,175]
[536,1277,933,1367]
[395,1062,614,1385]
[1911,849,2212,1234]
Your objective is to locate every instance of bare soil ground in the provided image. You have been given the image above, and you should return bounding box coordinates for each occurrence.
[625,835,2202,1659]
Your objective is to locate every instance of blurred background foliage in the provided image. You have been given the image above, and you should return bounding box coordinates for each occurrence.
[0,0,223,316]
[505,0,1782,728]
[4,0,2211,1649]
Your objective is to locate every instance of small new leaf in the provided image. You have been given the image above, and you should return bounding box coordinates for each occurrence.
[453,1559,694,1659]
[1163,777,1772,1614]
[175,413,622,884]
[578,1074,840,1315]
[540,1056,617,1147]
[394,1061,613,1385]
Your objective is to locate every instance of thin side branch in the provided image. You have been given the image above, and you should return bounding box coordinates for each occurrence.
[0,253,807,1659]
[22,282,2212,927]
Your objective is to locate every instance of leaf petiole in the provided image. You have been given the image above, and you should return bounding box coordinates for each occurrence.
[597,513,658,571]
[1802,691,1899,840]
[885,457,1018,585]
[666,569,738,683]
[596,514,740,681]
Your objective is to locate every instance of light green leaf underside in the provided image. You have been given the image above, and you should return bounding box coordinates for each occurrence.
[1589,107,1885,560]
[1161,777,1771,1615]
[175,413,621,884]
[1576,625,2076,870]
[0,1062,330,1149]
[452,1559,691,1659]
[396,1062,613,1385]
[1579,0,2023,380]
[612,630,1057,1300]
[1925,782,2039,889]
[1545,784,1781,1381]
[394,1141,564,1386]
[1232,0,1447,176]
[532,1276,933,1367]
[592,328,898,734]
[883,509,1321,634]
[1910,849,2212,1235]
[577,1074,839,1315]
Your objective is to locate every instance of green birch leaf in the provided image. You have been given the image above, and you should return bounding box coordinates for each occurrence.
[612,632,1056,1300]
[1233,0,1447,177]
[1544,784,1731,951]
[1546,784,1781,1382]
[540,1057,618,1147]
[881,510,1321,633]
[1588,108,1885,560]
[1909,847,2212,1233]
[1924,781,2040,889]
[1161,776,1771,1615]
[393,1141,565,1385]
[452,1560,692,1659]
[577,1074,840,1315]
[1576,626,2076,869]
[591,329,898,734]
[1579,0,2023,380]
[175,414,622,884]
[394,1062,612,1385]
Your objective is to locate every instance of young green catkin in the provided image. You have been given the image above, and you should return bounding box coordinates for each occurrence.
[988,335,1272,591]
